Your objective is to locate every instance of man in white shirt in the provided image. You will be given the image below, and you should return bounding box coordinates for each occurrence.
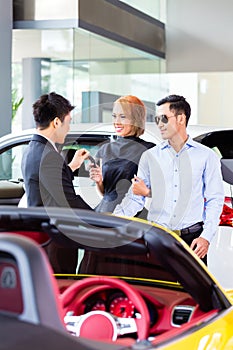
[114,95,224,264]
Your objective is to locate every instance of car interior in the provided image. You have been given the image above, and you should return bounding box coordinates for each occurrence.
[0,207,231,348]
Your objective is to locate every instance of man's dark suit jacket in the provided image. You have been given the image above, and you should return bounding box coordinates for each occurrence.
[21,134,92,273]
[22,134,92,209]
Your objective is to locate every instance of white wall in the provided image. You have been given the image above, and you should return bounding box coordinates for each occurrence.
[165,0,233,127]
[166,0,233,72]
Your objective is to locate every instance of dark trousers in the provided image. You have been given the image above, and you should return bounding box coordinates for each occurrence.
[44,241,78,274]
[181,226,207,265]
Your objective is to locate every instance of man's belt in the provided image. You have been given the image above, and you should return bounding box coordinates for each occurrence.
[173,222,203,237]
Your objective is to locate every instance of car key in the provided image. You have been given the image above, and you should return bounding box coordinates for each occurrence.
[88,155,97,168]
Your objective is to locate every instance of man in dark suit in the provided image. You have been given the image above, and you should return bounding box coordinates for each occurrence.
[22,92,93,273]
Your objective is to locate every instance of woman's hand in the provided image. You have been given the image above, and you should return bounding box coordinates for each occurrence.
[89,165,104,194]
[132,175,151,197]
[68,148,90,172]
[89,165,103,184]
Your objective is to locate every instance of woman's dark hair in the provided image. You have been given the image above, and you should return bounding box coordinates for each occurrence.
[33,92,75,129]
[157,94,191,126]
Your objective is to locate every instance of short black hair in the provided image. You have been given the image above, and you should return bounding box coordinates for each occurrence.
[157,94,191,126]
[33,92,75,129]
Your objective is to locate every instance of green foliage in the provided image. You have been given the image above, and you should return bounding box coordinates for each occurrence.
[12,89,23,120]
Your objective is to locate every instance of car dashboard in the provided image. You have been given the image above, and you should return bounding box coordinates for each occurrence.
[57,277,205,340]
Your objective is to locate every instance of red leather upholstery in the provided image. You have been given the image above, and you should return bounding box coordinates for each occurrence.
[0,261,23,314]
[0,233,65,332]
[1,231,50,246]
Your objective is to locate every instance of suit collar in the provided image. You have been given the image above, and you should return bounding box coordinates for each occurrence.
[31,134,58,151]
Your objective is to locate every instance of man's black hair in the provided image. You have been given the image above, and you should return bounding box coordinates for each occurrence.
[33,92,75,129]
[157,94,191,125]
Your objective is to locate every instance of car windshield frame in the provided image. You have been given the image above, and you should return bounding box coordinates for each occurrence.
[0,206,230,313]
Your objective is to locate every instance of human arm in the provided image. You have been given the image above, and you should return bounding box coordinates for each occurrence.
[113,187,146,217]
[197,150,224,247]
[68,148,90,172]
[113,153,150,217]
[40,150,92,209]
[132,175,151,197]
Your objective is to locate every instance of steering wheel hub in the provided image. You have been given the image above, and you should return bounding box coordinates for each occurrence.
[65,311,118,340]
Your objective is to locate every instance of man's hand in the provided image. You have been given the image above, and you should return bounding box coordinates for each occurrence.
[190,237,210,259]
[68,149,90,172]
[131,175,151,197]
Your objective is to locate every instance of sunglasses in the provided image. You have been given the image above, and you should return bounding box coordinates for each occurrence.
[154,114,177,125]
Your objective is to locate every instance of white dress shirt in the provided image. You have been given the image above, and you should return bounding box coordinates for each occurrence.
[37,133,58,151]
[114,137,225,242]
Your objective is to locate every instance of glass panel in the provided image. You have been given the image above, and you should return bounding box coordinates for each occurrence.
[73,28,165,123]
[12,63,23,131]
[0,144,28,180]
[12,27,165,128]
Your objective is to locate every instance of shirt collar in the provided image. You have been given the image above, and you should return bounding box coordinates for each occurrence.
[160,135,195,151]
[37,132,58,151]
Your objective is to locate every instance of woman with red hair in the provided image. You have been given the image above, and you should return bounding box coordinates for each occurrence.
[89,95,155,214]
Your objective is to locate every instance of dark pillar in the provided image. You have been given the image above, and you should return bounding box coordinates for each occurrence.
[22,58,42,129]
[0,0,12,137]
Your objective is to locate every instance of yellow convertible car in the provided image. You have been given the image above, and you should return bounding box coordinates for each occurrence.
[0,206,233,349]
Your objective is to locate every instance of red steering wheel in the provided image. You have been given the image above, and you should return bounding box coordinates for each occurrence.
[60,276,150,341]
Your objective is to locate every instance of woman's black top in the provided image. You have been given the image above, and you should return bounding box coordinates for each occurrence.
[94,136,155,213]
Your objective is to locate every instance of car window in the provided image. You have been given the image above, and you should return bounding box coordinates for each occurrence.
[61,144,103,178]
[193,130,233,187]
[0,133,110,207]
[0,144,28,181]
[194,130,233,159]
[211,146,222,158]
[61,138,110,208]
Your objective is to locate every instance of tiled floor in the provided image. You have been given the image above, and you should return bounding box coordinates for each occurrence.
[208,226,233,289]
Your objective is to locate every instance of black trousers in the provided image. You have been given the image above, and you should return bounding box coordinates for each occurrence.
[44,241,78,274]
[181,226,207,265]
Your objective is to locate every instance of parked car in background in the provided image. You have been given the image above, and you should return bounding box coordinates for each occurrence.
[0,126,232,227]
[193,128,233,288]
[1,124,231,220]
[0,125,114,208]
[1,206,233,349]
[0,123,232,221]
[0,123,161,207]
[0,125,233,283]
[194,128,233,227]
